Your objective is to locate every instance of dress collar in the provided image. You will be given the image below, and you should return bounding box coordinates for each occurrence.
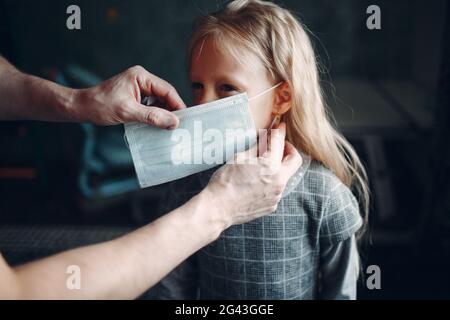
[282,150,311,198]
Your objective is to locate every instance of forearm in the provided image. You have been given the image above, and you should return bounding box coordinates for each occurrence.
[0,56,76,122]
[8,190,223,299]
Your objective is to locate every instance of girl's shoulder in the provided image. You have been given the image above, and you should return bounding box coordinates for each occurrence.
[288,159,363,244]
[303,160,346,193]
[286,158,348,198]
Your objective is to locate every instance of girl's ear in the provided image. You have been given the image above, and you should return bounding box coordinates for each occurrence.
[273,82,292,116]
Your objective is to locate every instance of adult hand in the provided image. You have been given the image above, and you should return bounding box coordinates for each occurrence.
[72,65,186,128]
[204,122,303,228]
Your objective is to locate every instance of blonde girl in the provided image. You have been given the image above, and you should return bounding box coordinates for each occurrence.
[156,0,369,300]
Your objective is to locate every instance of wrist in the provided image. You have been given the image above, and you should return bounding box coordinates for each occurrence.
[60,86,82,122]
[198,185,232,233]
[23,73,79,122]
[192,188,230,242]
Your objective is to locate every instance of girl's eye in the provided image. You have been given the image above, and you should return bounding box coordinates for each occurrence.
[220,84,238,93]
[191,82,203,90]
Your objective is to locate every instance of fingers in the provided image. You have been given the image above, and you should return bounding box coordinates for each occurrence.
[266,122,286,165]
[232,144,258,164]
[280,141,303,179]
[135,68,186,110]
[134,103,180,129]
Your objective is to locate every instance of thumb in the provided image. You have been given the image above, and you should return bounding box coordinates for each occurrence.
[133,103,180,129]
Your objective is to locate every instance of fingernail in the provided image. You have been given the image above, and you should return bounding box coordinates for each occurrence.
[162,116,175,127]
[165,117,179,130]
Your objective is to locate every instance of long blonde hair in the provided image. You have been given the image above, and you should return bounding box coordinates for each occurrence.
[189,0,369,237]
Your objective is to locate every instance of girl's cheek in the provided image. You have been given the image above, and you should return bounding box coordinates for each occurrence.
[249,100,273,130]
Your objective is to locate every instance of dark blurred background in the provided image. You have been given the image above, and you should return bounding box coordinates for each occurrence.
[0,0,449,299]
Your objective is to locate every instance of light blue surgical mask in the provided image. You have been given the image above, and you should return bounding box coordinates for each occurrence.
[125,83,282,188]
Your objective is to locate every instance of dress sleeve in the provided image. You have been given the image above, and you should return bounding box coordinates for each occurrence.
[319,181,363,246]
[318,235,360,300]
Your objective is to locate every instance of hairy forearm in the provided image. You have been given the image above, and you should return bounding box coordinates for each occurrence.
[7,190,224,299]
[0,56,76,122]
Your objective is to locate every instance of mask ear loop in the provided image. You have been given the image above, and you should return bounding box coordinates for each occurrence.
[250,82,284,156]
[248,81,283,130]
[248,81,283,101]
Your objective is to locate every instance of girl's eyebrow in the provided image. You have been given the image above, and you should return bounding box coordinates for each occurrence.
[215,74,247,89]
[189,72,249,89]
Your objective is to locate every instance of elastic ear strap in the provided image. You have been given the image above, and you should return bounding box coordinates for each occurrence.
[248,82,283,101]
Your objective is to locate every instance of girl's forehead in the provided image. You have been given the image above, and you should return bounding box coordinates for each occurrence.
[190,36,267,77]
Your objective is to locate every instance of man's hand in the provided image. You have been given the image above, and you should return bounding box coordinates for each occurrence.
[0,57,185,128]
[71,65,186,128]
[203,122,303,230]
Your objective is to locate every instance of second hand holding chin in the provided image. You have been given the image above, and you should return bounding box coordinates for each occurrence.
[200,123,302,235]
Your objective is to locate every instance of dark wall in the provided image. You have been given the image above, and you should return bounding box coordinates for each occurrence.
[1,0,421,102]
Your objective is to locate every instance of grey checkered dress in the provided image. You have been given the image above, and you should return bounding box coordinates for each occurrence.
[155,157,363,300]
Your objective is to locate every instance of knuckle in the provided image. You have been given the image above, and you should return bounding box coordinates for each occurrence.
[169,86,177,96]
[274,191,283,203]
[146,108,160,124]
[162,84,176,98]
[128,65,144,76]
[167,87,175,98]
[273,183,285,196]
